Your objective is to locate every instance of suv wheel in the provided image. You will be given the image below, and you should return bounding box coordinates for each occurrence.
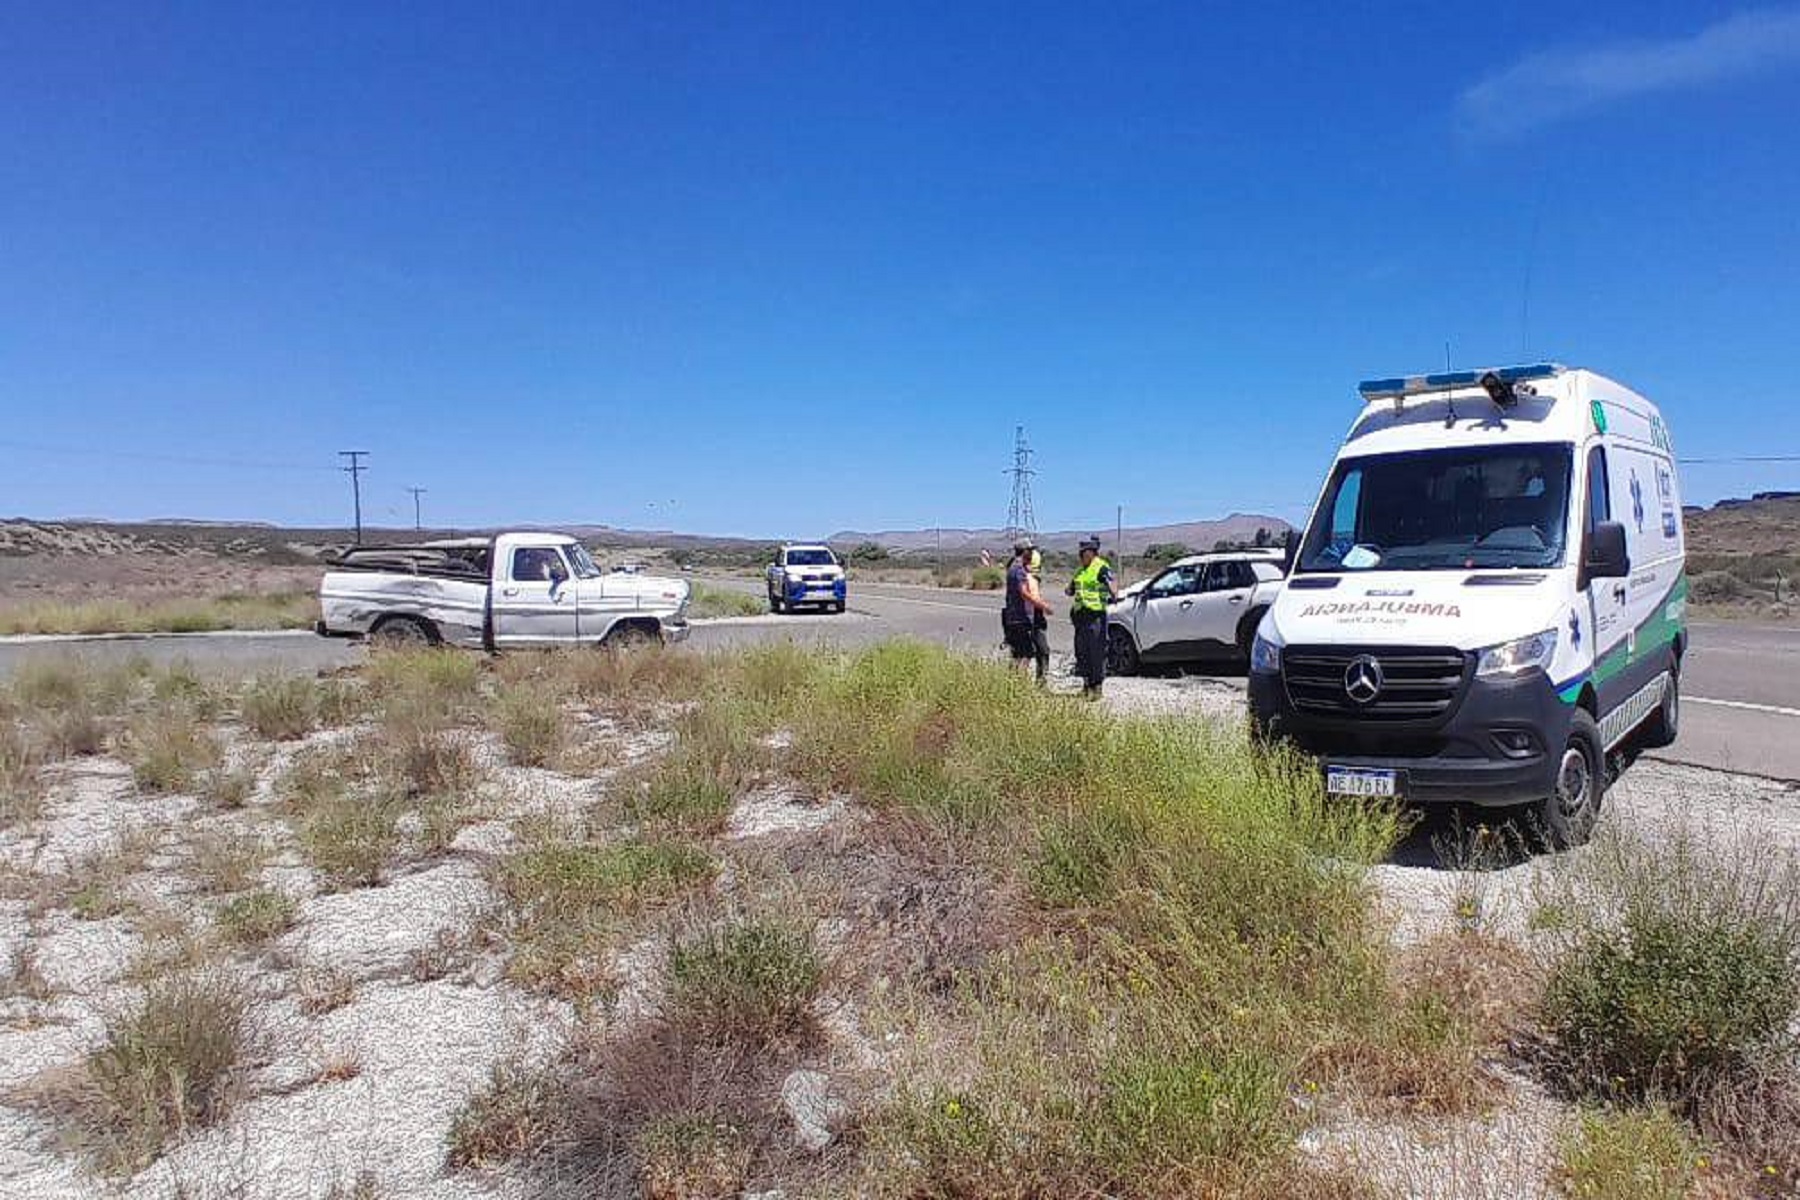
[1107,626,1140,676]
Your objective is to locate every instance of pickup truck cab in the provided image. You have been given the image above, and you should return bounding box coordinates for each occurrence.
[766,544,847,613]
[1249,364,1684,848]
[1106,549,1285,673]
[317,532,691,649]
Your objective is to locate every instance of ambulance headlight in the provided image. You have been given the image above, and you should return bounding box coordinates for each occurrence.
[1475,630,1557,679]
[1250,618,1284,675]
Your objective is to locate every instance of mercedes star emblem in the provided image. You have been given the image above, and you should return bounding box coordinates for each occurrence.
[1344,655,1384,704]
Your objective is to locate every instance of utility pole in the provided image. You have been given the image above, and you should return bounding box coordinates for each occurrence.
[338,451,369,544]
[1116,504,1124,584]
[406,486,427,532]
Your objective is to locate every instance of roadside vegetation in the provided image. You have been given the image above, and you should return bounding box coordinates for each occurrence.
[0,640,1795,1196]
[0,590,318,636]
[685,582,766,619]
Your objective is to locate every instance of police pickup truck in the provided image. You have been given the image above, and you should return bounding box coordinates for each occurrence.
[765,543,847,613]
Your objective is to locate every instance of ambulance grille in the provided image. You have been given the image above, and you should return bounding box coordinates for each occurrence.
[1282,646,1470,721]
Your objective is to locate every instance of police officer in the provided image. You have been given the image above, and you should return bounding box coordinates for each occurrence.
[1066,535,1118,698]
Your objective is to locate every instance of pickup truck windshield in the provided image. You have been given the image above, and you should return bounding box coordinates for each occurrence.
[566,543,602,579]
[1298,443,1573,572]
[785,549,837,566]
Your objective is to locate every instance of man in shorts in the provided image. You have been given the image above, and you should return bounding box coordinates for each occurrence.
[1002,540,1052,682]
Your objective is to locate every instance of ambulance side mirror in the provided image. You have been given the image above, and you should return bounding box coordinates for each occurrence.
[1584,521,1630,583]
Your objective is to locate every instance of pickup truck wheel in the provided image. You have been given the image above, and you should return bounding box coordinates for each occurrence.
[1107,626,1140,676]
[370,616,432,647]
[605,623,659,650]
[769,588,784,614]
[831,600,846,614]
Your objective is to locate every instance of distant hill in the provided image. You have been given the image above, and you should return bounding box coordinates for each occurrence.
[830,513,1292,557]
[1686,495,1800,558]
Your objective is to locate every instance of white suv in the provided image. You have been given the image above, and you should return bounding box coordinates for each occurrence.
[1107,550,1285,673]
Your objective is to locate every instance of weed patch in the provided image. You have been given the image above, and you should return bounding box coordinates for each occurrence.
[493,687,567,768]
[217,889,296,945]
[667,917,824,1045]
[240,675,320,740]
[38,972,252,1173]
[445,1057,570,1169]
[1557,1106,1699,1200]
[124,708,222,793]
[637,1112,751,1199]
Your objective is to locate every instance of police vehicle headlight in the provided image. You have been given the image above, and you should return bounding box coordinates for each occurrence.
[1250,619,1284,675]
[1475,630,1557,679]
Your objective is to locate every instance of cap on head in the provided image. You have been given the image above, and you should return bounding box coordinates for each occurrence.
[1079,536,1101,553]
[1013,538,1035,554]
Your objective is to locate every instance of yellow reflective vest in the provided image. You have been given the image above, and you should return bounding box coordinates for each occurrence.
[1072,557,1111,613]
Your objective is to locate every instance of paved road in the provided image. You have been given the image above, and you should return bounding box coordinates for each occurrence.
[2,584,1796,779]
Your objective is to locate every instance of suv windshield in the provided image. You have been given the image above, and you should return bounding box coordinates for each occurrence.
[1299,443,1573,572]
[785,548,837,567]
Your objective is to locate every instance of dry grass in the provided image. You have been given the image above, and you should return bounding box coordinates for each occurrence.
[29,971,253,1173]
[492,686,568,768]
[637,1112,752,1199]
[299,792,401,890]
[190,828,267,894]
[239,674,320,740]
[124,707,223,793]
[216,889,296,945]
[1,722,47,828]
[686,584,765,619]
[444,1056,571,1170]
[0,591,316,635]
[296,967,357,1017]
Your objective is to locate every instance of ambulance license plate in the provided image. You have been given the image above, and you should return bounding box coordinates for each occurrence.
[1326,767,1398,798]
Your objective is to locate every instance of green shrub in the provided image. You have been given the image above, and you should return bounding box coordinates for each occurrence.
[217,889,296,945]
[71,972,251,1172]
[125,709,223,794]
[1690,570,1752,604]
[686,584,765,619]
[628,761,733,833]
[970,564,1005,590]
[1537,825,1800,1106]
[493,687,567,768]
[301,794,400,890]
[240,675,319,741]
[1558,1106,1698,1200]
[667,918,823,1043]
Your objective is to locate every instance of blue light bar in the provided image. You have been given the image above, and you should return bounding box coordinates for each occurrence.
[1358,362,1564,402]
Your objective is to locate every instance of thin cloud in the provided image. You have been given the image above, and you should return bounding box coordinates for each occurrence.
[1458,7,1800,137]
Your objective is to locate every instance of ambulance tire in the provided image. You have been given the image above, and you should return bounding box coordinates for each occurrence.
[1534,708,1604,850]
[1640,656,1680,750]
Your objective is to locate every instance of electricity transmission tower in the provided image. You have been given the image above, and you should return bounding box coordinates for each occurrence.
[1003,426,1037,543]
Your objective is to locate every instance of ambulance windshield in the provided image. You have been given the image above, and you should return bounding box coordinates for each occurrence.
[1298,443,1573,572]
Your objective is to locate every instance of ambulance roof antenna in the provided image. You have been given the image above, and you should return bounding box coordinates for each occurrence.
[1003,426,1037,544]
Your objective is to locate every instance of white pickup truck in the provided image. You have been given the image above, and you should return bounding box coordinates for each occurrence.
[316,532,690,648]
[1106,548,1286,673]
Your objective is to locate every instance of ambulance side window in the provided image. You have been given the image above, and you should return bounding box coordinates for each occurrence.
[1585,447,1611,531]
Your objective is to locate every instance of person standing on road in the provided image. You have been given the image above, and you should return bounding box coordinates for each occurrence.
[1066,535,1118,699]
[1002,540,1053,682]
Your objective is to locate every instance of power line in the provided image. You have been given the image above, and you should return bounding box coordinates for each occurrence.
[1679,455,1800,464]
[0,439,335,472]
[406,486,427,532]
[339,451,369,544]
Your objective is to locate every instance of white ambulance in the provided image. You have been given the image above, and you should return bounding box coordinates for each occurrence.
[1249,364,1686,847]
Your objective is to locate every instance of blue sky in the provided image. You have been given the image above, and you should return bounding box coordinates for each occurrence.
[3,2,1798,536]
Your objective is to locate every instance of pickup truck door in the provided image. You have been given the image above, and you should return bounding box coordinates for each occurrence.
[1193,560,1256,647]
[1133,565,1205,657]
[493,546,579,645]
